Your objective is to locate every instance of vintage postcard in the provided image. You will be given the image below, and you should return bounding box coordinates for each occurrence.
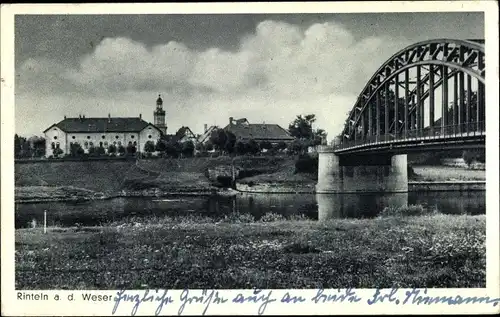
[1,1,499,316]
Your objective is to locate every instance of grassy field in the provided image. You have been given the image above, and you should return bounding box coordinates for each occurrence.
[15,213,485,289]
[15,157,290,198]
[238,159,316,184]
[411,165,486,181]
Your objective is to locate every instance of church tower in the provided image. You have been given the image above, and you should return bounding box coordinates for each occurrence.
[153,94,167,134]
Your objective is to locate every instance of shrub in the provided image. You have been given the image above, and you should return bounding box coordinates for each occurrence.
[294,154,318,174]
[166,141,182,158]
[276,141,288,151]
[221,213,254,223]
[69,143,84,157]
[144,141,155,153]
[289,214,308,221]
[235,141,248,155]
[407,164,417,178]
[238,168,267,179]
[107,144,117,155]
[380,204,437,217]
[95,146,105,156]
[155,140,166,152]
[52,147,63,158]
[259,141,272,150]
[247,139,260,155]
[462,149,485,166]
[205,142,214,152]
[182,141,195,157]
[283,242,321,254]
[260,212,285,222]
[126,144,137,155]
[118,145,126,155]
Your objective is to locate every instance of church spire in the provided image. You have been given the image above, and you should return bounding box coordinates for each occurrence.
[156,94,163,108]
[154,94,167,135]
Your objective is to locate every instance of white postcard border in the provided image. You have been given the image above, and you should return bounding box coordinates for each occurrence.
[1,2,499,316]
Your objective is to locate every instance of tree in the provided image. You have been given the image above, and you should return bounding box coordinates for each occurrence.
[88,146,96,156]
[209,128,236,154]
[205,142,214,152]
[224,132,236,154]
[247,139,260,155]
[259,140,272,151]
[313,129,327,146]
[108,144,117,155]
[14,134,21,158]
[96,146,105,156]
[288,114,317,139]
[118,145,126,156]
[31,137,46,157]
[276,141,288,151]
[209,128,226,150]
[182,141,195,157]
[14,134,36,158]
[144,141,155,153]
[288,139,310,155]
[70,143,84,157]
[165,141,181,158]
[155,140,167,152]
[462,149,485,167]
[235,141,248,155]
[126,143,137,155]
[52,147,63,158]
[195,142,204,152]
[288,114,327,145]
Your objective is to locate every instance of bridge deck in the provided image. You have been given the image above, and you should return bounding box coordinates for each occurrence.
[334,131,485,154]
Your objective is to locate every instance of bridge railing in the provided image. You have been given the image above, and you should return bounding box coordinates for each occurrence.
[334,121,485,150]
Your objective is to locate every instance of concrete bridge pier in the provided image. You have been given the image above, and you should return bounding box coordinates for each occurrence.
[316,145,408,193]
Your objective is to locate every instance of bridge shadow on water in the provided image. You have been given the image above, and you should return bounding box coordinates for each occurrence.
[16,191,485,228]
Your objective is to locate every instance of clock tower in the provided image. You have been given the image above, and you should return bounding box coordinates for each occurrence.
[153,94,167,134]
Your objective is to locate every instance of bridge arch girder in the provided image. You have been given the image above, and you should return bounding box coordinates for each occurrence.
[342,39,485,140]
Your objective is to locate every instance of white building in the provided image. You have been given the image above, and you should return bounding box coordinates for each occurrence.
[43,95,166,157]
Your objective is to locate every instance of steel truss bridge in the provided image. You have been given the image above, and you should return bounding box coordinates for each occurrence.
[335,39,485,155]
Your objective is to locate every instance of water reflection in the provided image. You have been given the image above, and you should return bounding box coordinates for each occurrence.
[409,191,486,215]
[15,190,485,228]
[316,193,409,220]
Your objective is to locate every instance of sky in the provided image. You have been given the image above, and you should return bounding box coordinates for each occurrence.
[14,12,484,138]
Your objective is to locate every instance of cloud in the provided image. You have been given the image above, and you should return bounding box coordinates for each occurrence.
[16,19,411,138]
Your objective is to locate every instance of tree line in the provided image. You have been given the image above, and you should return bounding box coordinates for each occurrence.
[14,113,328,159]
[14,135,46,158]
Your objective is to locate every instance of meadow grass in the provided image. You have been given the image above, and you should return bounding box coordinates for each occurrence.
[411,166,485,181]
[15,213,485,290]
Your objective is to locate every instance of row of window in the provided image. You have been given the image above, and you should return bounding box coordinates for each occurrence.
[54,135,153,140]
[69,141,138,149]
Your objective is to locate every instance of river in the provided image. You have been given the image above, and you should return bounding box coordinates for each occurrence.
[15,191,485,228]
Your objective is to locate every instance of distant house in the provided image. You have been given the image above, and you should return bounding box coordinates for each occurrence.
[43,114,162,157]
[42,95,169,157]
[197,124,218,145]
[164,126,198,144]
[223,117,294,145]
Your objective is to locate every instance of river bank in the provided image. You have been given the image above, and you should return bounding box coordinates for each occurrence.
[15,186,241,204]
[235,164,486,193]
[14,158,486,202]
[15,213,485,289]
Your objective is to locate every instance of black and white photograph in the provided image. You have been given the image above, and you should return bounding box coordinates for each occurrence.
[2,2,499,314]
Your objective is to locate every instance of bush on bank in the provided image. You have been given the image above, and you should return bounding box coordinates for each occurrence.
[294,154,318,174]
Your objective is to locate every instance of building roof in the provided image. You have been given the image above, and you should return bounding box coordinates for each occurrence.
[163,126,198,143]
[223,122,294,141]
[44,117,162,134]
[197,125,218,144]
